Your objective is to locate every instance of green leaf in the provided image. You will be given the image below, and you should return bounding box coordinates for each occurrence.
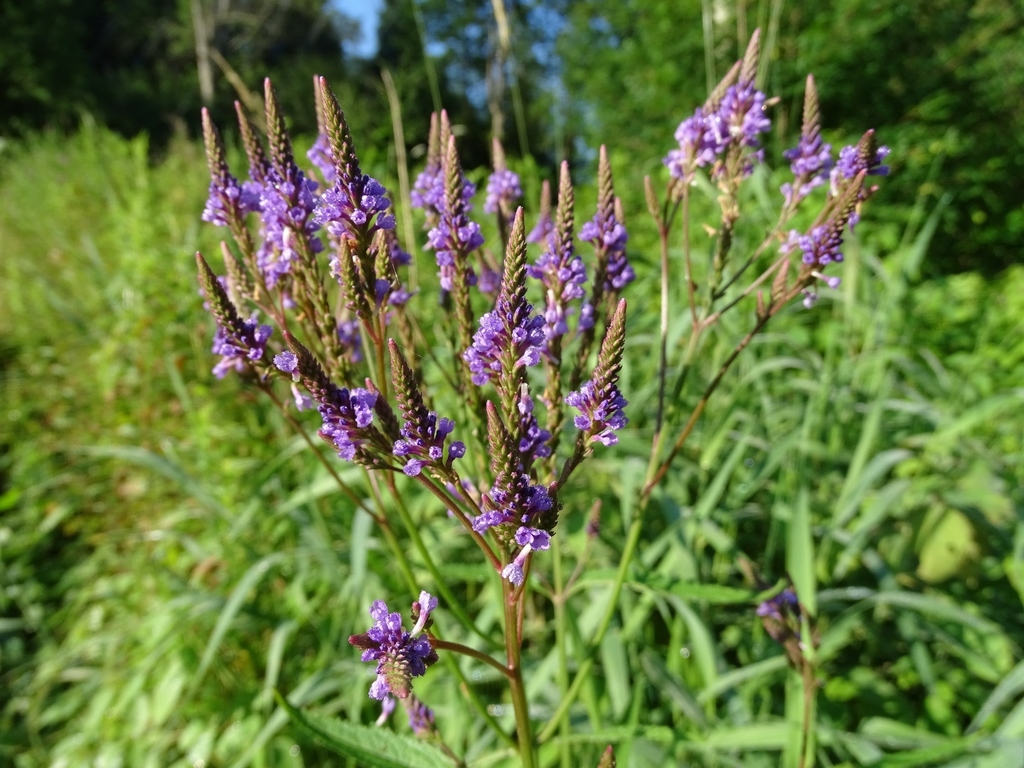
[275,692,454,768]
[787,489,816,616]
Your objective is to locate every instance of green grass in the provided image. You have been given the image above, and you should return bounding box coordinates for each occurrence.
[1,123,1022,767]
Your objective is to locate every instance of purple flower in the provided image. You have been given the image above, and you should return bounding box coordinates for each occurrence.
[411,163,443,215]
[781,225,844,268]
[566,380,629,446]
[580,210,634,292]
[665,81,770,180]
[412,164,475,218]
[517,391,552,467]
[317,387,377,461]
[315,174,396,243]
[338,319,364,363]
[484,168,522,215]
[393,412,466,477]
[202,173,258,228]
[348,596,439,700]
[257,165,323,285]
[376,695,397,726]
[406,697,435,736]
[664,107,721,180]
[501,526,552,586]
[290,383,314,412]
[708,81,771,172]
[427,218,483,292]
[527,235,587,344]
[832,143,890,187]
[756,588,799,620]
[474,469,554,586]
[463,302,545,387]
[307,133,337,184]
[781,132,833,207]
[273,350,298,378]
[477,266,501,295]
[211,315,272,379]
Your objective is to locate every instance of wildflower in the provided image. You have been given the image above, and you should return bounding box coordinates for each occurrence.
[566,381,628,446]
[484,169,522,216]
[580,148,634,292]
[527,162,587,344]
[427,136,483,292]
[756,588,799,620]
[567,299,629,446]
[517,390,552,468]
[781,75,833,207]
[464,210,544,388]
[200,109,261,235]
[708,80,771,171]
[390,339,466,477]
[276,334,388,463]
[313,78,396,242]
[348,593,439,700]
[406,697,435,737]
[211,317,272,379]
[664,107,720,180]
[413,111,475,220]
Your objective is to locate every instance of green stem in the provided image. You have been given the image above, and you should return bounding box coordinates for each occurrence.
[552,535,572,768]
[432,638,509,677]
[386,475,499,649]
[503,580,536,768]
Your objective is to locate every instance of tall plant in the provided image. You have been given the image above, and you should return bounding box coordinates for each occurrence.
[195,31,887,766]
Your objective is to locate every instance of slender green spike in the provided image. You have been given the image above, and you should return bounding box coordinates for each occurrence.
[220,241,253,304]
[425,111,440,168]
[389,338,429,430]
[235,100,268,183]
[312,73,326,134]
[200,108,229,184]
[596,145,614,221]
[195,252,243,333]
[597,745,616,768]
[802,74,821,143]
[554,162,575,254]
[740,28,761,87]
[263,78,293,176]
[318,76,361,183]
[485,401,517,484]
[592,298,627,395]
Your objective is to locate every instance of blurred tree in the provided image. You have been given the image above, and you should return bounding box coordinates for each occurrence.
[0,0,356,143]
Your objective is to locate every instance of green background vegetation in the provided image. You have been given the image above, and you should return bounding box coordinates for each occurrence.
[1,1,1022,765]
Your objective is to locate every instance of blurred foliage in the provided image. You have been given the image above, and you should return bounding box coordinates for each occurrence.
[558,0,1024,276]
[1,120,1022,765]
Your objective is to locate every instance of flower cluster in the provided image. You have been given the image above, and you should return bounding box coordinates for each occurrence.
[349,593,439,700]
[257,165,323,285]
[527,163,588,344]
[566,380,629,447]
[484,168,522,215]
[464,308,545,387]
[211,316,272,379]
[394,413,466,477]
[665,33,770,182]
[274,347,381,462]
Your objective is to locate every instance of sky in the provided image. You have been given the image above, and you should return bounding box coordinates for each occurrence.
[331,0,385,58]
